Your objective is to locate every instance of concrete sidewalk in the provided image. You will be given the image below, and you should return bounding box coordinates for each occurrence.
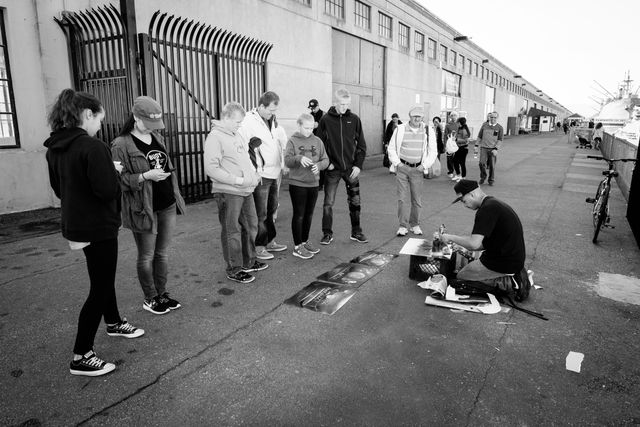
[1,133,639,426]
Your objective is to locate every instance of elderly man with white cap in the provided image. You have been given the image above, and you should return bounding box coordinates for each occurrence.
[386,106,437,236]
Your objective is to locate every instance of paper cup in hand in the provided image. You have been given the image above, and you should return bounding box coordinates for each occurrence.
[113,161,123,173]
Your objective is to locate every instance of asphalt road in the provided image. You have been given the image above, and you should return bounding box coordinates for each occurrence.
[1,132,639,426]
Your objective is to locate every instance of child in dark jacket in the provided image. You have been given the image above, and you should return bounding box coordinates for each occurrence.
[284,113,329,259]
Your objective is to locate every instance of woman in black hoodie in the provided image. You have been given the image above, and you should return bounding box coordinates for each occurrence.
[44,89,144,377]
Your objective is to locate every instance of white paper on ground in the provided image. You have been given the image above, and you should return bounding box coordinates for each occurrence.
[566,351,584,373]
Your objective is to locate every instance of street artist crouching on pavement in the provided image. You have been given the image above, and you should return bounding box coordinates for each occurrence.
[439,179,525,282]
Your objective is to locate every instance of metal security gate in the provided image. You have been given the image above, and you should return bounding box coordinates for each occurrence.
[55,5,133,144]
[140,12,272,201]
[56,4,273,202]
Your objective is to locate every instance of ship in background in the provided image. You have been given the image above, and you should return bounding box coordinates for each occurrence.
[591,72,640,141]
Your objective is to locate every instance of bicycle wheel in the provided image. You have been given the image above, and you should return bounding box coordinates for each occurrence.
[591,181,606,228]
[592,187,610,243]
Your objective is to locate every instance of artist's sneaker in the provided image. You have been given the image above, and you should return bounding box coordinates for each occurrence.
[447,173,454,178]
[159,292,181,310]
[266,240,287,252]
[106,319,145,339]
[320,234,333,245]
[410,226,423,235]
[303,241,320,254]
[227,271,255,284]
[293,245,314,259]
[397,227,408,236]
[255,247,274,260]
[70,351,115,377]
[143,296,170,315]
[350,232,369,243]
[241,261,269,273]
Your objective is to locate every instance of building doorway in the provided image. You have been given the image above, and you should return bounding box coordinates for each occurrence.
[331,29,384,155]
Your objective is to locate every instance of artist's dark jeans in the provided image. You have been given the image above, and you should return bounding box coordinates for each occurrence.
[74,238,122,355]
[252,178,278,247]
[322,169,362,236]
[289,184,319,245]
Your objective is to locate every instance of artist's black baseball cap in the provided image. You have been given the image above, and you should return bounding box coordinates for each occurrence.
[308,99,319,109]
[452,179,479,203]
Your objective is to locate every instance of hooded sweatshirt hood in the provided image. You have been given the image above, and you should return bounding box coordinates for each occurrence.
[44,127,88,151]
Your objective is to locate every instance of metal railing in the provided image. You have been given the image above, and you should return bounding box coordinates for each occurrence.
[600,132,638,201]
[142,12,272,202]
[54,5,133,144]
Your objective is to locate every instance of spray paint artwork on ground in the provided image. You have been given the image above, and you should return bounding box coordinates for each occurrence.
[286,251,397,315]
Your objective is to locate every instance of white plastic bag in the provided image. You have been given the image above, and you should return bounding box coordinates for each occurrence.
[445,134,459,154]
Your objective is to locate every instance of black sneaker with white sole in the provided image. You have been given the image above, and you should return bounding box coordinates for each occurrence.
[159,292,181,310]
[320,234,333,245]
[350,232,369,243]
[69,351,116,377]
[227,271,255,283]
[241,261,269,273]
[106,319,145,338]
[143,296,170,315]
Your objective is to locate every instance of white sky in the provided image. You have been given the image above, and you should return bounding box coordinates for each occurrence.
[416,0,640,117]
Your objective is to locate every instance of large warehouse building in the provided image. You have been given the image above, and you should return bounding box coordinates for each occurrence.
[0,0,571,213]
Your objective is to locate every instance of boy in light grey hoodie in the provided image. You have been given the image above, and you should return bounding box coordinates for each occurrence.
[203,102,267,284]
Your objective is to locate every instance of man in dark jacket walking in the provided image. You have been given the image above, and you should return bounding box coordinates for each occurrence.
[316,88,368,245]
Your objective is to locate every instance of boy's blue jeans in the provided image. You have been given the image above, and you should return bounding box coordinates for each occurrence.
[214,193,257,274]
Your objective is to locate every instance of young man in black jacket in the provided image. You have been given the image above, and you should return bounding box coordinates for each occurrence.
[316,88,368,244]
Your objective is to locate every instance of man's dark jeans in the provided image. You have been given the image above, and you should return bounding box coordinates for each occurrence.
[252,177,278,247]
[322,169,362,236]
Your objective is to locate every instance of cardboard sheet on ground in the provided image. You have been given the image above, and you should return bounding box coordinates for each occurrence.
[425,291,501,314]
[350,251,397,267]
[316,263,380,287]
[286,282,356,315]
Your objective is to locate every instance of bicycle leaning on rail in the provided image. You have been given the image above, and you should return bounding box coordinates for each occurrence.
[585,155,637,243]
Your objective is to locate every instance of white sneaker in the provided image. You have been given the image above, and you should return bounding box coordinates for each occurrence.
[454,175,462,182]
[527,270,535,286]
[447,173,454,178]
[397,227,408,236]
[410,225,423,235]
[255,247,274,260]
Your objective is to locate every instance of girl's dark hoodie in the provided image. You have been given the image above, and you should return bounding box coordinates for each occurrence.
[316,106,367,172]
[44,127,121,242]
